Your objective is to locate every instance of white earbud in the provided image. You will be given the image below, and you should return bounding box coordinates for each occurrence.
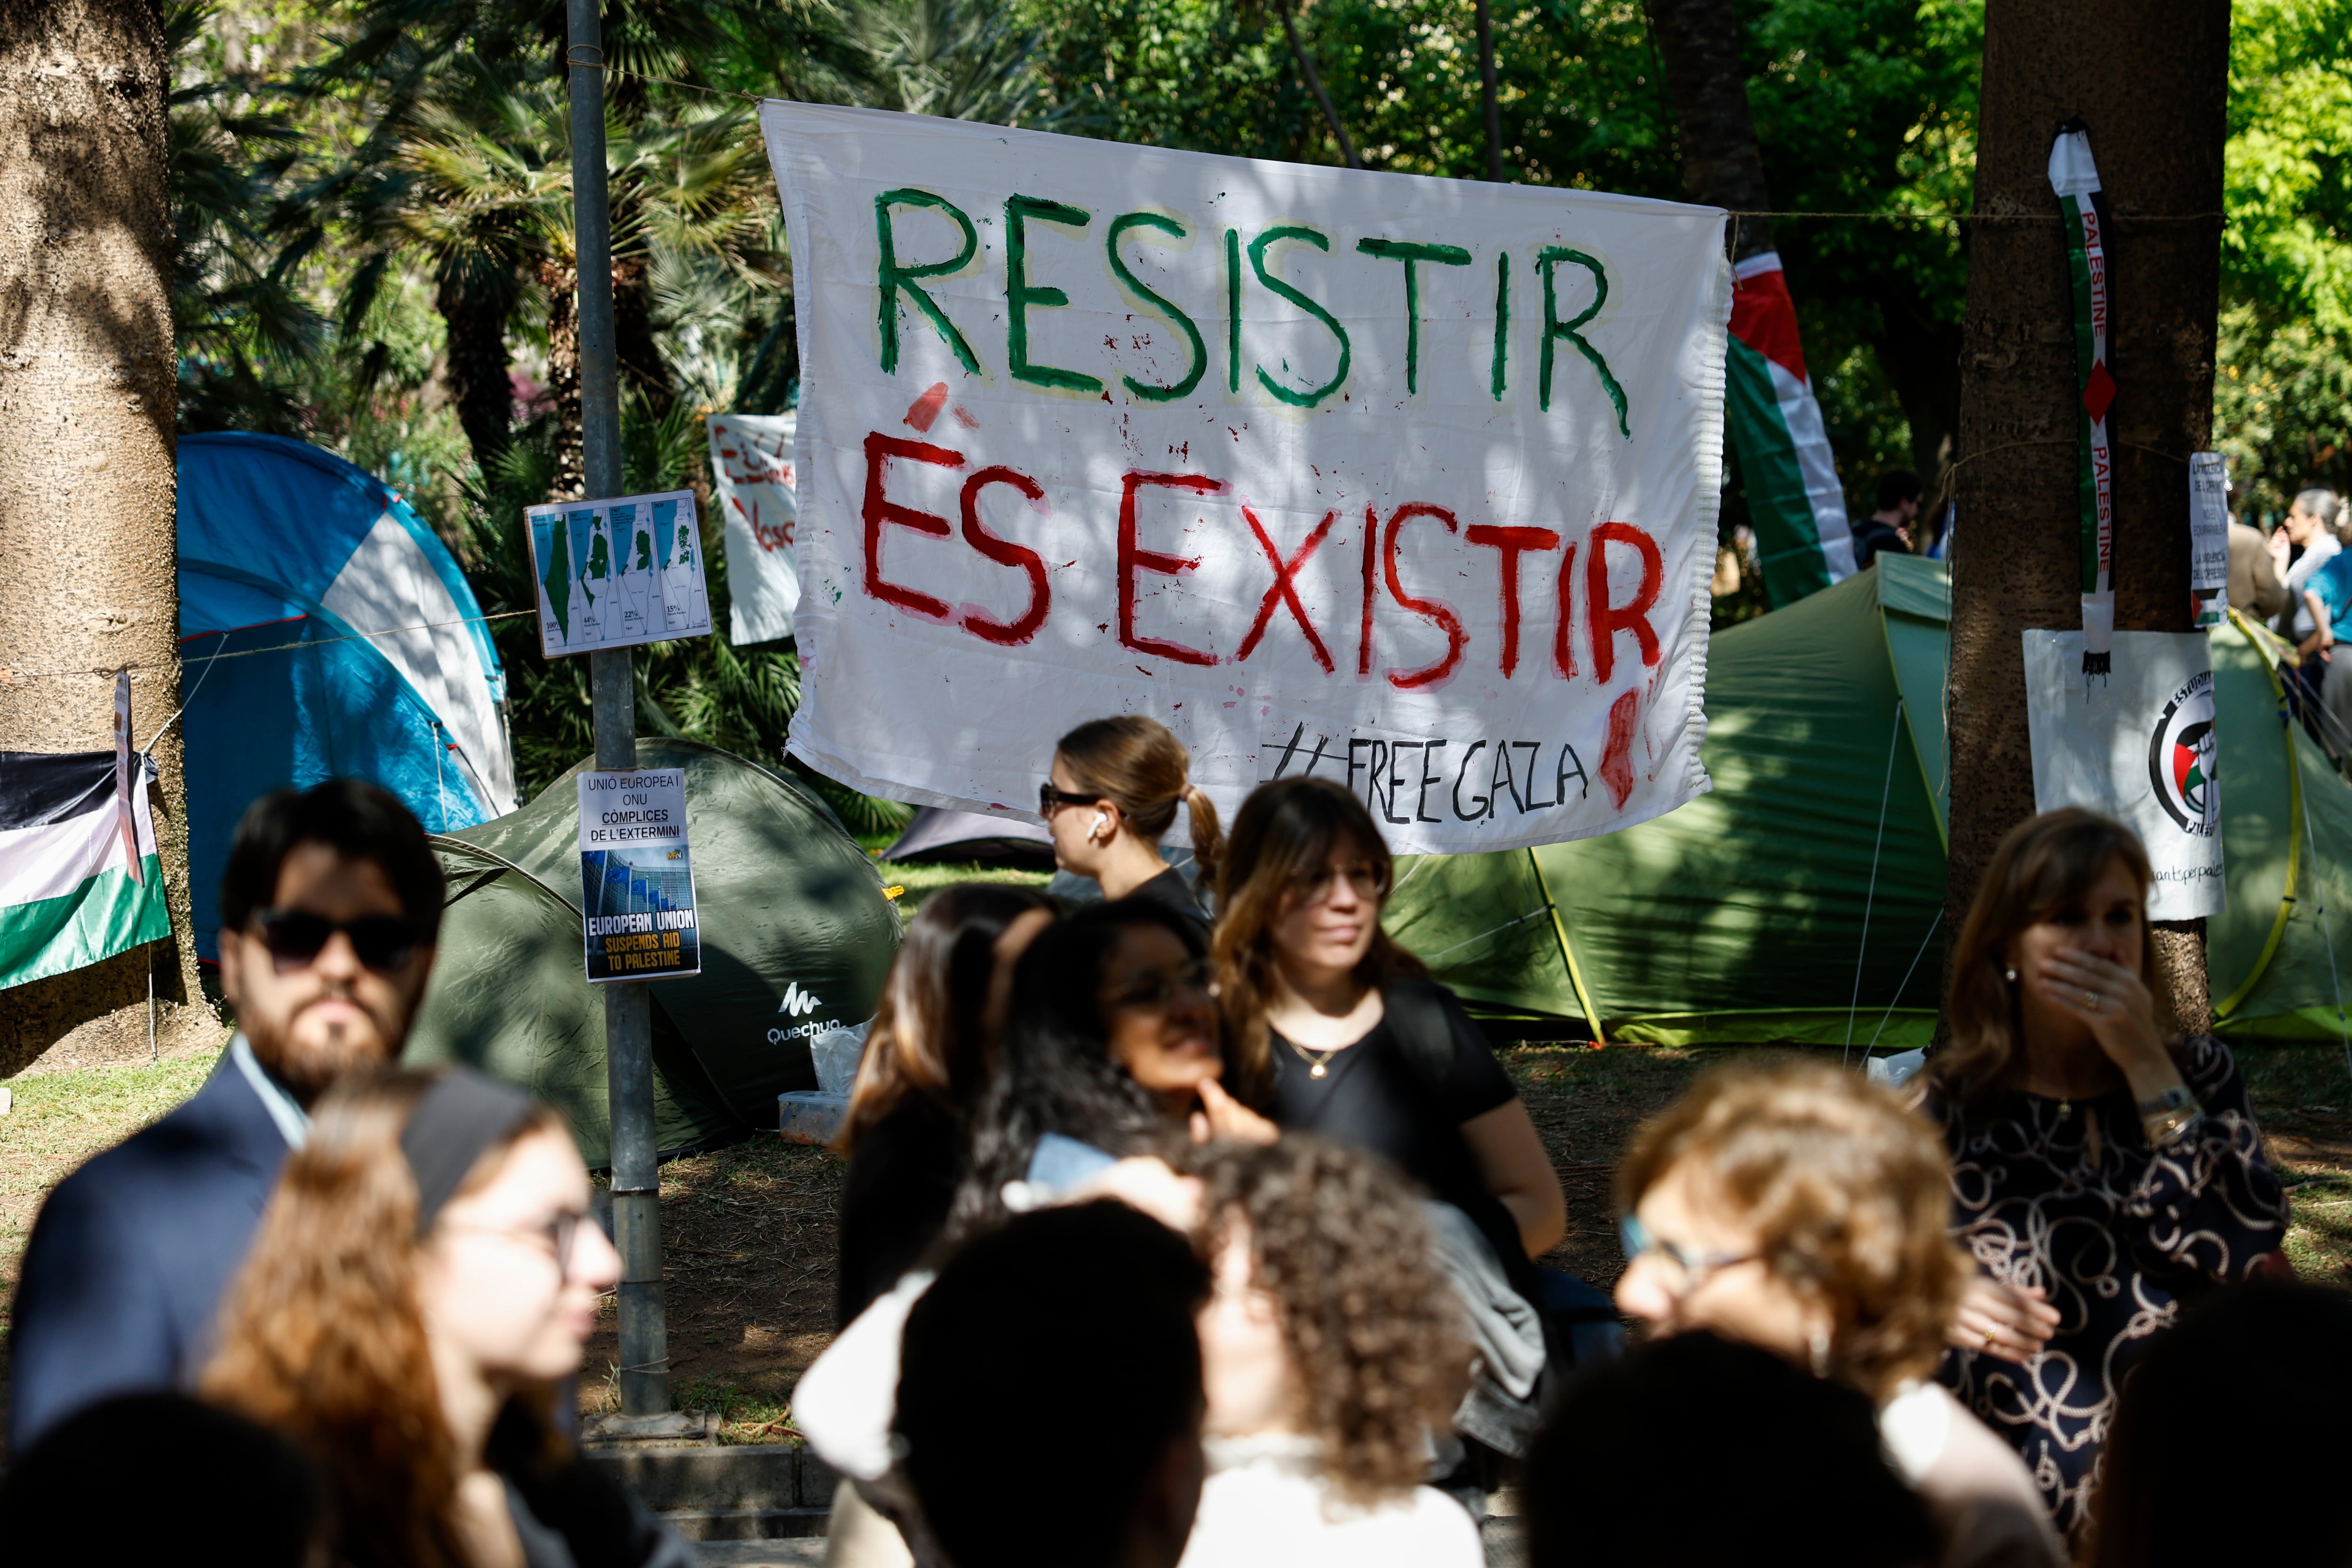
[1091,812,1110,839]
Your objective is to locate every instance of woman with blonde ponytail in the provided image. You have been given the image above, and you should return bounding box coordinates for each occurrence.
[1039,716,1224,931]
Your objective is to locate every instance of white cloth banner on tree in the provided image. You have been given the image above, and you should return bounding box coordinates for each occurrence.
[758,103,1731,853]
[2023,629,2224,920]
[709,412,802,645]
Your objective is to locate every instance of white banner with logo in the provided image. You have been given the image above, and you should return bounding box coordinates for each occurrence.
[759,103,1730,854]
[2023,629,2224,919]
[709,413,801,645]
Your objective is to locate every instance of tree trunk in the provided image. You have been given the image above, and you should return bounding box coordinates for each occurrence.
[437,264,516,481]
[1947,0,2231,1032]
[1642,0,1774,263]
[1275,0,1362,171]
[1870,272,1964,487]
[540,257,586,500]
[1473,0,1504,181]
[612,255,673,412]
[0,0,211,1072]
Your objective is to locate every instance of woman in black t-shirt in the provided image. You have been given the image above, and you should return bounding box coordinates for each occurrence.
[1213,778,1565,1281]
[834,884,1057,1325]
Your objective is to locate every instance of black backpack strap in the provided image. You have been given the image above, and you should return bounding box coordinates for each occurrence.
[1379,976,1461,1097]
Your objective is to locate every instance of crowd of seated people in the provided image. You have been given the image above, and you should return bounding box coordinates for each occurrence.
[4,720,2328,1567]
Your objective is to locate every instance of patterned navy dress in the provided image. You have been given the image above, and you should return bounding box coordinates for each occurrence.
[1924,1035,2287,1537]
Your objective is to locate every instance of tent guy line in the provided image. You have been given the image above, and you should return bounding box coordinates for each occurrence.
[0,609,540,682]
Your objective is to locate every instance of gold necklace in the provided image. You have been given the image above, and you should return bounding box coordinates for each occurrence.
[1287,1036,1342,1079]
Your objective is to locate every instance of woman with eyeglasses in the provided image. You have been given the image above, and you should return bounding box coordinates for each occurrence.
[1613,1059,2061,1568]
[1213,778,1565,1290]
[204,1066,692,1568]
[956,897,1273,1229]
[1038,716,1224,930]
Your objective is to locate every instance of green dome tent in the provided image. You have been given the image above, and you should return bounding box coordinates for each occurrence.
[404,739,903,1164]
[1384,555,2352,1049]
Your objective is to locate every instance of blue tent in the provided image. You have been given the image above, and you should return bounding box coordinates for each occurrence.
[178,433,519,960]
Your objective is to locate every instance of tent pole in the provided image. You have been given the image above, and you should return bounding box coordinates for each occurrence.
[1527,847,1608,1047]
[572,0,668,1420]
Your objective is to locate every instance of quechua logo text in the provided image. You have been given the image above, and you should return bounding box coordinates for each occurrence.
[2146,670,2218,837]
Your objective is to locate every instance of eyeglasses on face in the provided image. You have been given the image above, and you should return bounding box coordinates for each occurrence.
[1039,782,1101,817]
[443,1210,588,1278]
[1618,1213,1756,1290]
[250,907,421,974]
[1280,860,1388,907]
[1104,957,1215,1011]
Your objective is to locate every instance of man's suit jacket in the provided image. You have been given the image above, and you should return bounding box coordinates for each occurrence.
[9,1055,292,1449]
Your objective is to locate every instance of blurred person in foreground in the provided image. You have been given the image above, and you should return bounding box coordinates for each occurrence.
[1926,809,2285,1537]
[834,883,1059,1325]
[895,1201,1210,1568]
[1615,1059,2059,1568]
[1178,1138,1479,1568]
[2086,1281,2352,1568]
[203,1065,689,1568]
[0,1391,328,1568]
[10,779,442,1448]
[1525,1331,1939,1568]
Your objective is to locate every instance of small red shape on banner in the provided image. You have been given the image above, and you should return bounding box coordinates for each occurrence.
[2083,361,2117,424]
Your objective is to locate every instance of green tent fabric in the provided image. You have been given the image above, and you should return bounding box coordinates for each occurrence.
[405,739,903,1164]
[1385,555,2352,1047]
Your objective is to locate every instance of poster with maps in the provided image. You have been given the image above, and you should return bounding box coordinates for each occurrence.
[527,489,714,657]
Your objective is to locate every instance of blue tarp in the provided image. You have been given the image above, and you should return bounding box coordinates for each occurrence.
[178,434,517,959]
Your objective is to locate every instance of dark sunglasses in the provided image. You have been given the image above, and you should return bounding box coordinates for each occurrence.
[250,907,422,973]
[1039,782,1100,817]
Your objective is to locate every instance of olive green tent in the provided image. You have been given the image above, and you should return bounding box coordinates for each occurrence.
[404,739,902,1164]
[1385,555,2352,1048]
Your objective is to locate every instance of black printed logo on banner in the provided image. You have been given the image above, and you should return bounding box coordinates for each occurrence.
[2146,670,2218,837]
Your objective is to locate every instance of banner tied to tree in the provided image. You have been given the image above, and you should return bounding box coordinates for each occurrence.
[760,104,1731,853]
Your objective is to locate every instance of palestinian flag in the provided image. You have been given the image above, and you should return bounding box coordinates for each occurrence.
[1724,250,1856,608]
[2051,123,2116,677]
[0,750,170,990]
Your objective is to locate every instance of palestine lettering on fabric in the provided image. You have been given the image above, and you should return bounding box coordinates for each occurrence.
[0,750,171,989]
[2051,123,2117,679]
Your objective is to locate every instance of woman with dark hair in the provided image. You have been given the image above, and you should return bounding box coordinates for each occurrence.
[834,883,1058,1325]
[203,1066,691,1568]
[1041,715,1224,926]
[958,897,1269,1227]
[1213,777,1563,1285]
[1179,1138,1479,1568]
[1925,807,2286,1538]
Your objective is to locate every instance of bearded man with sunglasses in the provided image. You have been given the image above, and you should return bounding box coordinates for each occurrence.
[10,780,443,1448]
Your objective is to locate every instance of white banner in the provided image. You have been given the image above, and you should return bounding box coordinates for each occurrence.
[2024,629,2224,920]
[710,413,802,645]
[761,104,1729,852]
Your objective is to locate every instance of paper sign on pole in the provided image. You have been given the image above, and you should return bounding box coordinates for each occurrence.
[526,490,713,657]
[577,768,700,982]
[759,103,1729,855]
[2023,629,2223,920]
[710,414,801,645]
[2189,453,2229,629]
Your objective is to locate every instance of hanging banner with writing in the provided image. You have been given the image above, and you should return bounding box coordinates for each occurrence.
[577,768,700,982]
[710,413,802,645]
[2188,452,2228,630]
[760,103,1729,853]
[2023,629,2224,920]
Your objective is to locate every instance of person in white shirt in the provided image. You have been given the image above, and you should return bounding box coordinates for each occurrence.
[1178,1138,1483,1568]
[1613,1059,2063,1568]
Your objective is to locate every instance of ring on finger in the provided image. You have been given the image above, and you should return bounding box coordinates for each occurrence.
[1982,1328,1997,1349]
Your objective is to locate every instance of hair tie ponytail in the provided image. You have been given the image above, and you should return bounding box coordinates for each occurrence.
[1182,782,1224,889]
